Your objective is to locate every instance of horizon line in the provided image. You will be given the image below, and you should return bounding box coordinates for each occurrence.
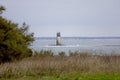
[34,36,120,39]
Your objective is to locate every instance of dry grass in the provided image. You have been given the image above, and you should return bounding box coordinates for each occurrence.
[0,51,120,78]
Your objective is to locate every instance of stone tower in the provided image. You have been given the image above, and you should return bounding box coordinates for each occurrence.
[56,32,61,45]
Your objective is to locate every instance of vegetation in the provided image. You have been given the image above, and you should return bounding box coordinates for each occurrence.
[0,6,34,63]
[1,73,120,80]
[1,5,120,80]
[0,51,120,79]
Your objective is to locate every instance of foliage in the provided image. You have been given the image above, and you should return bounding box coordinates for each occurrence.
[0,6,5,14]
[58,51,66,57]
[1,73,120,80]
[0,51,120,79]
[0,6,34,63]
[33,50,54,57]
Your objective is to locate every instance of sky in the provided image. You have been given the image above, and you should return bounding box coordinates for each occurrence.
[0,0,120,37]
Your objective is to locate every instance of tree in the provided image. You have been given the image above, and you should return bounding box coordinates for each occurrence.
[0,6,34,63]
[0,6,5,14]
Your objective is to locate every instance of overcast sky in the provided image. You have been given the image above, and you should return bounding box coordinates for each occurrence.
[1,0,120,37]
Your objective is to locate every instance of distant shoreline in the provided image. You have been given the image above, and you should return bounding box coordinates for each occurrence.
[35,37,120,39]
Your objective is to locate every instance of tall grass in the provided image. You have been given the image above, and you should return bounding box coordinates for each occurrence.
[0,51,120,78]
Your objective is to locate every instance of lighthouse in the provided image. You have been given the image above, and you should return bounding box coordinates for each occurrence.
[56,32,61,45]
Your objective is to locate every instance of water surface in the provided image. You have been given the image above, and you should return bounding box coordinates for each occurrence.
[31,37,120,55]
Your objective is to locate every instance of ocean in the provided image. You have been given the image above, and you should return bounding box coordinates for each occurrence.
[30,37,120,55]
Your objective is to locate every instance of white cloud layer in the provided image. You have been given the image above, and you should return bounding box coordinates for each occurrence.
[1,0,120,37]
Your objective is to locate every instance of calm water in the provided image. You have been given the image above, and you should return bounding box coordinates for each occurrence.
[30,37,120,55]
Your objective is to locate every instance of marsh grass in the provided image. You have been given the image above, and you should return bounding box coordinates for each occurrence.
[0,51,120,79]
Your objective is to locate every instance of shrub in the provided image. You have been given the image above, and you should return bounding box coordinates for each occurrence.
[58,51,66,57]
[33,50,54,57]
[0,6,34,63]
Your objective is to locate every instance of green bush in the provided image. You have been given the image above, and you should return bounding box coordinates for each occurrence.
[0,6,34,63]
[33,50,54,57]
[58,51,66,57]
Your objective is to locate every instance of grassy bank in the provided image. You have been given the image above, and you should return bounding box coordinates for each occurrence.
[1,73,120,80]
[0,51,120,79]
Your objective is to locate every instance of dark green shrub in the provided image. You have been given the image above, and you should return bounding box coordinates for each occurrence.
[58,51,66,57]
[0,6,34,63]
